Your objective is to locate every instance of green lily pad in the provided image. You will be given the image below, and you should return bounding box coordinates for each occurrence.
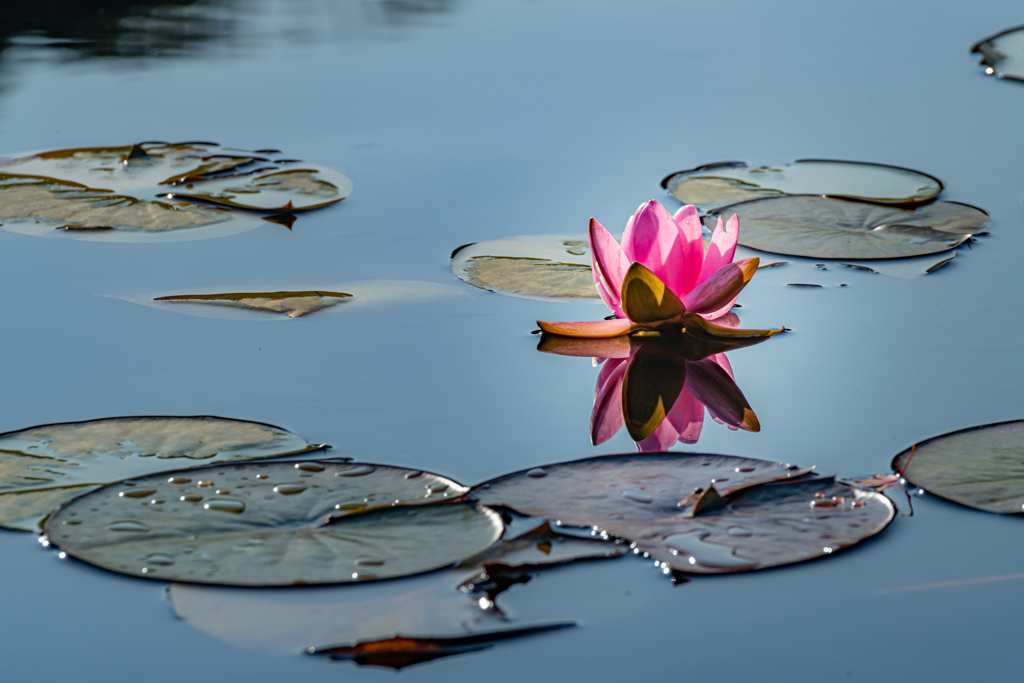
[45,461,503,585]
[892,420,1024,514]
[662,160,943,212]
[472,453,894,574]
[154,291,353,318]
[972,26,1024,82]
[710,196,988,259]
[0,416,320,532]
[0,142,351,241]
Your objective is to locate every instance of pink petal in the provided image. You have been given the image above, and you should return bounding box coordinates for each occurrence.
[536,318,634,338]
[710,352,735,380]
[666,387,705,444]
[637,419,679,452]
[711,312,740,329]
[696,213,739,286]
[685,357,756,430]
[588,217,628,318]
[682,258,758,315]
[671,204,706,297]
[591,358,628,445]
[622,201,689,298]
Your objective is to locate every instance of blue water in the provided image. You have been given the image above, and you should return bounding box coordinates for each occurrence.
[1,0,1022,680]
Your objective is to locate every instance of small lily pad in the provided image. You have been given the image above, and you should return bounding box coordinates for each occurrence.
[472,453,894,574]
[710,196,988,259]
[892,420,1024,514]
[661,160,943,212]
[154,291,353,318]
[0,142,351,241]
[971,26,1024,81]
[46,461,503,585]
[0,416,320,532]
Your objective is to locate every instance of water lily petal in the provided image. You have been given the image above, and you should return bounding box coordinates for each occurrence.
[665,387,705,444]
[589,217,629,317]
[672,204,706,296]
[536,334,633,358]
[712,312,740,329]
[637,419,680,452]
[710,352,735,380]
[696,214,739,285]
[621,339,687,442]
[682,257,759,315]
[536,318,634,338]
[622,201,689,297]
[685,358,759,432]
[620,262,685,324]
[681,312,784,342]
[591,358,628,445]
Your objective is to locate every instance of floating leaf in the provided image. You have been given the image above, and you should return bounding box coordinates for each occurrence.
[154,291,353,318]
[46,461,503,585]
[0,416,320,532]
[0,142,351,241]
[710,196,988,259]
[971,26,1024,82]
[892,420,1024,514]
[472,453,893,574]
[662,160,943,212]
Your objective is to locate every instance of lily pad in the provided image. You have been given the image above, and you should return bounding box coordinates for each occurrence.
[709,196,988,259]
[472,453,894,574]
[45,460,503,585]
[971,26,1024,82]
[661,160,943,212]
[892,420,1024,514]
[0,416,320,532]
[0,142,351,241]
[154,291,353,318]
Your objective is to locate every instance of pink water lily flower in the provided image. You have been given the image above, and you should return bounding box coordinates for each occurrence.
[538,200,779,340]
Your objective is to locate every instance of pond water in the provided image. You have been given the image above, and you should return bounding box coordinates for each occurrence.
[1,0,1022,680]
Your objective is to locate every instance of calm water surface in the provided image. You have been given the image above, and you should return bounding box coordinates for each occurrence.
[1,0,1022,680]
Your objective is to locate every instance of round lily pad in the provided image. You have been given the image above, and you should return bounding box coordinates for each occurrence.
[710,196,988,259]
[451,235,599,300]
[0,142,351,241]
[971,26,1024,82]
[472,453,893,574]
[0,416,320,532]
[662,160,943,212]
[45,461,503,585]
[892,420,1024,514]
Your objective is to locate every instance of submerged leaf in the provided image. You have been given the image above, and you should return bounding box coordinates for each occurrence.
[0,416,319,531]
[46,461,502,585]
[971,26,1024,82]
[662,160,943,212]
[154,291,353,318]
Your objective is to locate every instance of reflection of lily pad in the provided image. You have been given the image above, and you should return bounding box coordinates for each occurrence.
[971,26,1024,82]
[0,142,351,241]
[46,461,503,585]
[710,196,988,259]
[451,235,599,300]
[0,416,320,532]
[472,453,893,574]
[154,291,353,318]
[662,160,943,212]
[893,420,1024,514]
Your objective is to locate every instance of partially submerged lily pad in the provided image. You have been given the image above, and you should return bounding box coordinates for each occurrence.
[154,291,353,318]
[45,461,503,585]
[0,416,319,532]
[662,160,943,212]
[472,453,893,574]
[710,196,988,259]
[971,26,1024,82]
[892,420,1024,514]
[0,142,351,241]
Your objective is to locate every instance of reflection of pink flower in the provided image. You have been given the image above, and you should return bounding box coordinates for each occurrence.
[538,201,773,339]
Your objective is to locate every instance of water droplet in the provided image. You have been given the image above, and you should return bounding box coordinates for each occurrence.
[107,520,150,532]
[167,476,192,484]
[149,499,165,505]
[296,462,325,472]
[58,551,67,559]
[823,546,834,554]
[404,471,423,479]
[428,483,450,494]
[215,489,231,495]
[256,474,269,480]
[621,489,653,503]
[180,495,203,503]
[335,465,376,477]
[335,502,365,511]
[274,483,307,495]
[204,499,245,513]
[662,531,757,568]
[144,554,174,566]
[62,519,82,526]
[526,468,547,478]
[735,467,755,473]
[197,481,213,488]
[354,556,386,567]
[727,526,752,537]
[120,488,156,499]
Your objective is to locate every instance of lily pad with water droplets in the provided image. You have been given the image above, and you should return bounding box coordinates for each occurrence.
[0,142,351,241]
[710,196,988,260]
[471,453,894,574]
[0,416,320,532]
[46,460,503,585]
[972,26,1024,82]
[661,160,943,212]
[154,291,353,318]
[892,420,1024,514]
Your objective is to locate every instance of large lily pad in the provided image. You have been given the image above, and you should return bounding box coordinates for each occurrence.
[472,453,894,574]
[0,142,351,241]
[662,160,943,212]
[0,416,320,532]
[892,420,1024,514]
[971,26,1024,82]
[710,196,988,259]
[45,460,503,585]
[154,291,353,318]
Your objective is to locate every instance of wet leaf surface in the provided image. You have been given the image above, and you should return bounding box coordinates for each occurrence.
[710,196,988,259]
[0,142,351,241]
[972,26,1024,82]
[662,160,943,212]
[46,461,503,585]
[0,416,319,532]
[892,420,1024,514]
[472,453,894,574]
[154,291,353,318]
